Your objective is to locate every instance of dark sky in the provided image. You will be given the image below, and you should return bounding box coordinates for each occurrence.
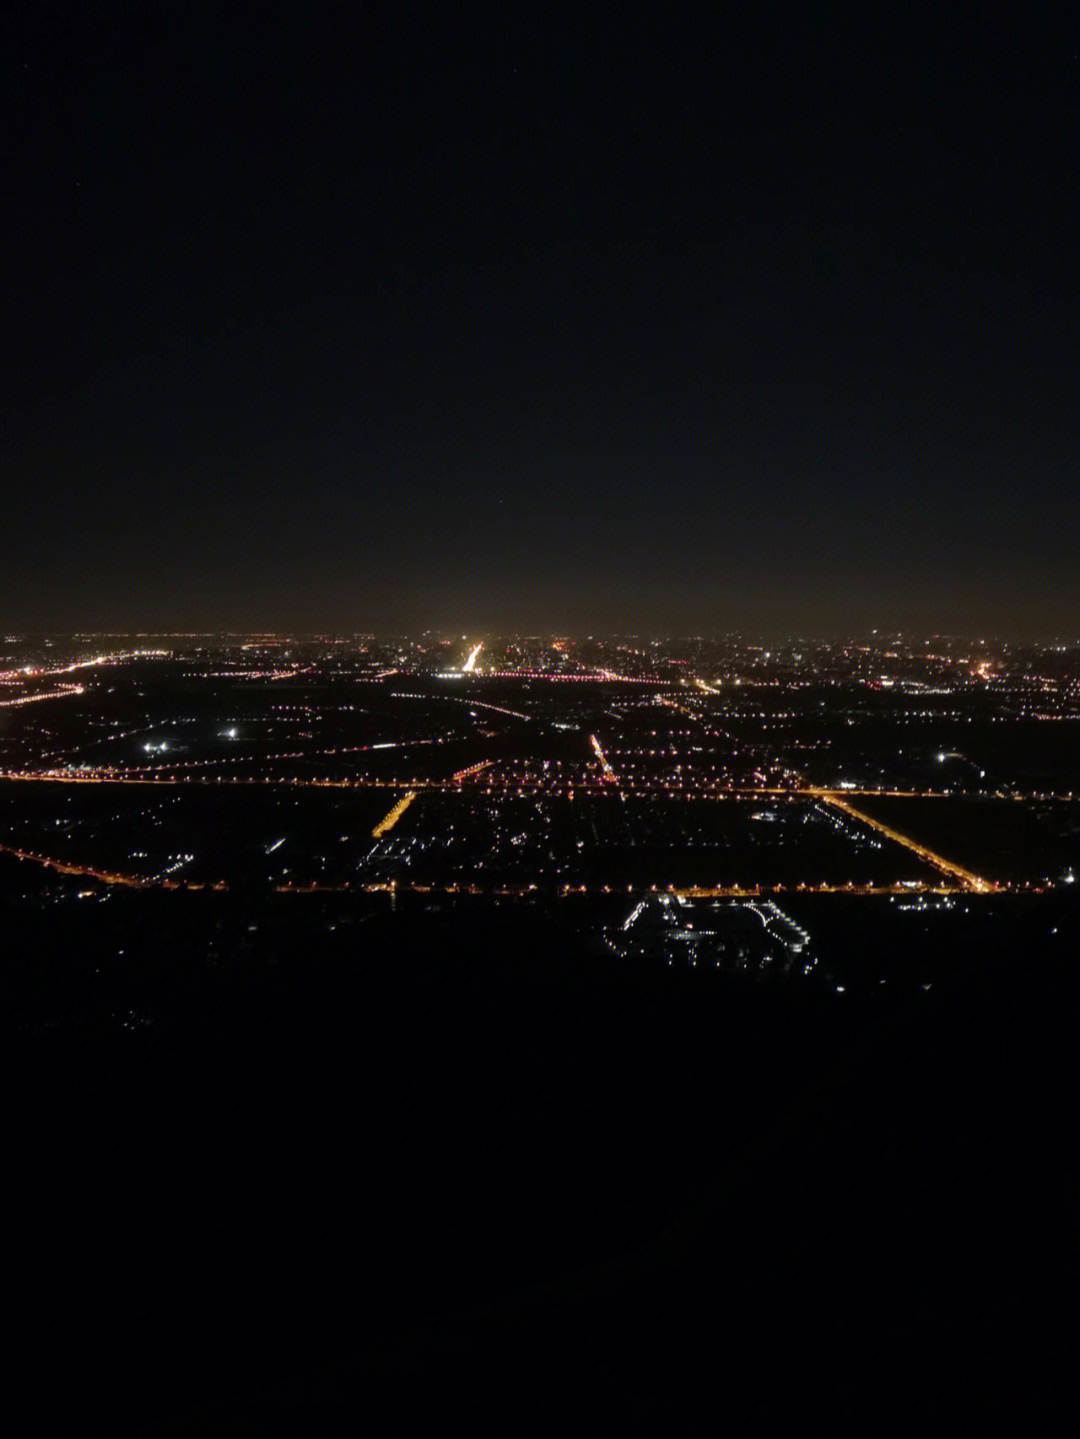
[5,2,1079,637]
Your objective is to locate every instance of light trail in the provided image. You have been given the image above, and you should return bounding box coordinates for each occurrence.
[462,642,483,673]
[371,791,417,838]
[819,794,995,892]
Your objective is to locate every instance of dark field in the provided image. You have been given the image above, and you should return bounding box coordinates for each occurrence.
[5,889,1078,1432]
[847,794,1080,887]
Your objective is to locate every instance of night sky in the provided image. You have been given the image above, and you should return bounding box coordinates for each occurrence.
[6,4,1079,638]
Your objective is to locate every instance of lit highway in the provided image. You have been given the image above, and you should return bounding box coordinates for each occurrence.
[589,734,617,782]
[371,791,417,837]
[0,683,85,708]
[0,768,1074,807]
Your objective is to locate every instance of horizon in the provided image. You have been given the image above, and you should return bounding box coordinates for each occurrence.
[5,626,1080,648]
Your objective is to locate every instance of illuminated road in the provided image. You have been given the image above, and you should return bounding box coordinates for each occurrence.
[0,648,167,684]
[452,760,494,782]
[1,770,1075,806]
[589,735,617,782]
[0,839,149,887]
[462,642,483,673]
[371,791,417,838]
[479,670,666,684]
[0,683,85,709]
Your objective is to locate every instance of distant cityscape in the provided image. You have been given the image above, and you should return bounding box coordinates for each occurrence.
[2,631,1077,997]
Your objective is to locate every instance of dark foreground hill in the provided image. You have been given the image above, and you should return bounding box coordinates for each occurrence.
[5,894,1078,1433]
